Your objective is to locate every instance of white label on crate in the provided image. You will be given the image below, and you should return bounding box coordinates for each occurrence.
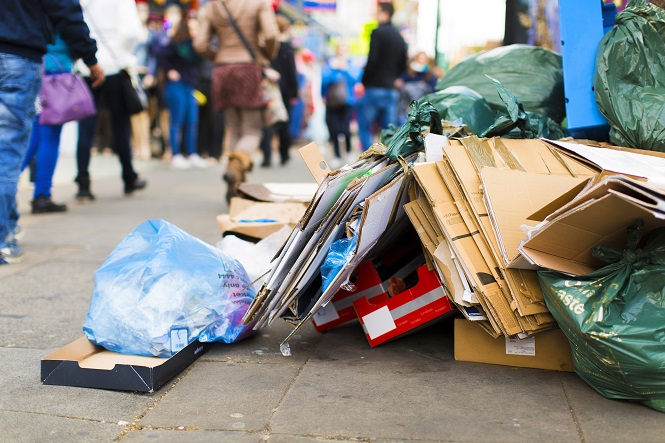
[170,328,189,354]
[312,304,340,326]
[505,336,536,356]
[362,306,397,340]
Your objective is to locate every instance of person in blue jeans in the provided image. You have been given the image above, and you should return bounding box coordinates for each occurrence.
[154,6,207,170]
[21,35,77,214]
[356,2,407,151]
[0,0,103,265]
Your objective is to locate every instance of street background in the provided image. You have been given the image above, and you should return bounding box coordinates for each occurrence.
[2,148,665,442]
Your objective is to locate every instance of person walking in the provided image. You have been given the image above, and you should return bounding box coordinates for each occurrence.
[0,0,103,264]
[21,35,78,214]
[194,0,279,202]
[356,2,408,151]
[153,6,208,170]
[259,16,299,168]
[322,49,359,168]
[75,0,147,200]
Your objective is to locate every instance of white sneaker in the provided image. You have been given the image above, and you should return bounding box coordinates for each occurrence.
[171,154,191,170]
[188,153,209,169]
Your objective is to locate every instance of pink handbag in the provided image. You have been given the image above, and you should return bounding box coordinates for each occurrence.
[39,71,96,126]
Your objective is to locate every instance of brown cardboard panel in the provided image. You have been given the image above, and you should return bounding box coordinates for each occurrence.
[479,168,589,264]
[440,148,504,265]
[216,198,306,240]
[502,268,549,317]
[412,163,522,336]
[454,318,574,372]
[298,142,331,185]
[521,193,664,275]
[496,138,596,177]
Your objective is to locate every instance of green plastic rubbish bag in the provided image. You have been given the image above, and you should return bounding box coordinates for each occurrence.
[384,100,442,161]
[482,77,568,140]
[420,86,496,136]
[538,221,665,412]
[594,0,665,152]
[437,44,565,122]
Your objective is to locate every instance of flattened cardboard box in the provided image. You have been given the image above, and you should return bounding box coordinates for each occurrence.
[454,318,573,372]
[41,337,210,392]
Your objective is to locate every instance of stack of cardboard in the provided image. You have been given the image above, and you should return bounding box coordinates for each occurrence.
[409,135,596,338]
[241,133,665,362]
[519,139,665,275]
[242,143,455,350]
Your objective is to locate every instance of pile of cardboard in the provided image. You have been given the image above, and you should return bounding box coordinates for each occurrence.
[409,135,596,338]
[240,134,665,358]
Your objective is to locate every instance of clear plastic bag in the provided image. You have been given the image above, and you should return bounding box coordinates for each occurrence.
[82,219,256,357]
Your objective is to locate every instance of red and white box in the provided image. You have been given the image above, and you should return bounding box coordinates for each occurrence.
[312,261,387,332]
[353,264,454,347]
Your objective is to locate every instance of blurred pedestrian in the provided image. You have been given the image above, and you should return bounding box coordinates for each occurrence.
[153,6,208,170]
[259,16,299,167]
[130,0,155,161]
[21,35,79,214]
[195,6,226,163]
[394,51,440,125]
[0,0,103,265]
[356,2,408,151]
[322,48,360,168]
[194,0,278,202]
[76,0,147,201]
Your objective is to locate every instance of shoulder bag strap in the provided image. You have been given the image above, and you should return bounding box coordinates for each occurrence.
[220,0,257,62]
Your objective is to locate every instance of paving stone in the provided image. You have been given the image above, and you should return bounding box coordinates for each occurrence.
[270,322,580,443]
[202,320,323,365]
[140,361,301,431]
[0,410,122,443]
[122,429,262,442]
[0,348,155,423]
[561,374,665,443]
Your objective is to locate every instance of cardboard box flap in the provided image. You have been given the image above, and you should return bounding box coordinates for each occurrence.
[543,139,665,186]
[298,142,331,185]
[527,179,593,222]
[520,192,665,275]
[480,167,589,264]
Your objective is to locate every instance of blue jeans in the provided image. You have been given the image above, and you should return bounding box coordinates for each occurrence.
[356,87,399,151]
[22,116,63,198]
[0,53,41,247]
[164,80,198,156]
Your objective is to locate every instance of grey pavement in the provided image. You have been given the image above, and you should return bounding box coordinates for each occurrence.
[2,146,665,443]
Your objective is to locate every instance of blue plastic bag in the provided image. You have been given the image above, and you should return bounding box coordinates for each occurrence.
[83,219,256,357]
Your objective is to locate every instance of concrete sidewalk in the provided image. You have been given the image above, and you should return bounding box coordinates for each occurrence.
[2,149,664,443]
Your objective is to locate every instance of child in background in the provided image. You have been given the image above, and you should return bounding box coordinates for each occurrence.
[322,46,359,168]
[394,51,440,125]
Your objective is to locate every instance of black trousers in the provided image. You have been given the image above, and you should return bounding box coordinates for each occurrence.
[77,73,137,186]
[325,105,352,158]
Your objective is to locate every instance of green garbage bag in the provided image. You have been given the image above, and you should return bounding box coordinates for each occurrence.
[538,221,665,413]
[384,101,442,161]
[594,0,665,152]
[420,86,496,136]
[482,77,568,140]
[437,44,565,122]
